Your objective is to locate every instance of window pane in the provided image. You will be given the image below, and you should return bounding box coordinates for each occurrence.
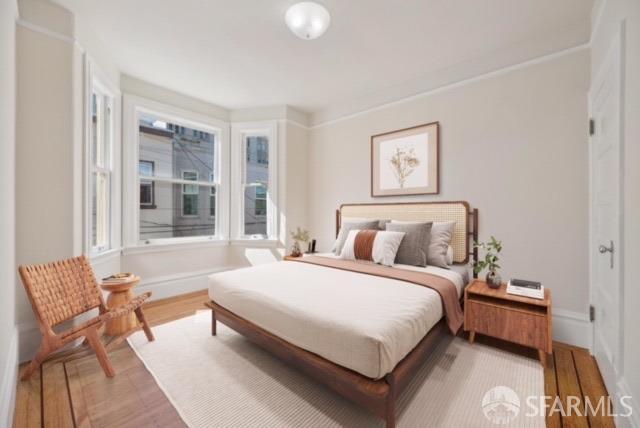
[182,171,199,194]
[92,172,109,249]
[139,160,154,176]
[140,182,153,205]
[245,136,268,184]
[244,186,267,237]
[183,194,198,216]
[139,181,215,239]
[138,114,216,181]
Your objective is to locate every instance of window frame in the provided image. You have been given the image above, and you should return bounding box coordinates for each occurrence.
[123,95,230,248]
[84,59,121,258]
[230,121,278,241]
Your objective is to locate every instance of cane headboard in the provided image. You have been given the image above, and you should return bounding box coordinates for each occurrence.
[337,201,478,264]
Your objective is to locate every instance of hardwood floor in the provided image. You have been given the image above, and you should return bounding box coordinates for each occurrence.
[13,290,614,427]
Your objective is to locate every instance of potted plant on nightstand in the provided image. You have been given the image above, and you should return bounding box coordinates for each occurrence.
[290,227,310,257]
[473,236,503,288]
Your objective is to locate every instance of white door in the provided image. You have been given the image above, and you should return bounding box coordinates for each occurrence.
[589,26,624,395]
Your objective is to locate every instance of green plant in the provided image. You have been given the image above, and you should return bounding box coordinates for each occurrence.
[290,227,310,244]
[473,236,502,276]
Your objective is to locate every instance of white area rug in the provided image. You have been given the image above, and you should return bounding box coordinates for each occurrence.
[129,312,544,427]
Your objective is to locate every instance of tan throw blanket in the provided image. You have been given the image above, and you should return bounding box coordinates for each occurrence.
[287,256,464,334]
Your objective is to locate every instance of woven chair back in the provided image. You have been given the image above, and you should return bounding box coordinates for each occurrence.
[19,255,103,327]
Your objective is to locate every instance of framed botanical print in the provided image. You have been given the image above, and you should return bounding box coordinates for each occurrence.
[371,121,439,197]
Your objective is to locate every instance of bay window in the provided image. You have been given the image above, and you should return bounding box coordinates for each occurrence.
[124,96,281,250]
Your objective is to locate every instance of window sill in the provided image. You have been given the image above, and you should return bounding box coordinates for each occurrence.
[230,239,282,248]
[89,248,122,263]
[123,239,229,255]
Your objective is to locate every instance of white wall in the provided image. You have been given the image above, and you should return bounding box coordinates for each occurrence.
[121,74,230,122]
[15,0,84,360]
[591,0,640,425]
[0,1,18,425]
[308,51,591,344]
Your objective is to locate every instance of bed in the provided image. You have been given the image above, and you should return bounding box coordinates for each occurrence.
[206,201,478,427]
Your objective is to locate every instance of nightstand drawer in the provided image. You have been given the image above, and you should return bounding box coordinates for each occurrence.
[465,300,550,351]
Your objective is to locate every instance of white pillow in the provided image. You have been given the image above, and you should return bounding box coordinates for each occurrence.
[446,245,454,265]
[340,230,405,267]
[428,221,455,268]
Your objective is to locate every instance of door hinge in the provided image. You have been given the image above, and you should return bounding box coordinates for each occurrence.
[590,305,595,322]
[589,119,595,136]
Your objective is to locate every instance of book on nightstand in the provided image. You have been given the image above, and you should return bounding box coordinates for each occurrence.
[507,279,544,300]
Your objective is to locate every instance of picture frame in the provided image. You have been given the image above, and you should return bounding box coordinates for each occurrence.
[371,121,439,197]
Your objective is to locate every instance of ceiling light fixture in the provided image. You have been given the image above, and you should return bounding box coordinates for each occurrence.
[285,2,331,40]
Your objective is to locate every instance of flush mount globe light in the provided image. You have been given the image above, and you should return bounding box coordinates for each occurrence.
[285,2,331,40]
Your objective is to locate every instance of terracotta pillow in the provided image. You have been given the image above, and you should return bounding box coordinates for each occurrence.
[332,219,381,255]
[339,229,405,267]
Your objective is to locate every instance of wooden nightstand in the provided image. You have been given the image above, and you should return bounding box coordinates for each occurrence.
[464,279,552,366]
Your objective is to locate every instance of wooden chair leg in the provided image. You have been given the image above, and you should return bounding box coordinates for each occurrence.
[21,343,51,381]
[134,307,155,342]
[85,326,115,378]
[211,310,217,336]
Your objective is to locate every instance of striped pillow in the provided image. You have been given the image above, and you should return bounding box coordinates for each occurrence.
[339,230,405,267]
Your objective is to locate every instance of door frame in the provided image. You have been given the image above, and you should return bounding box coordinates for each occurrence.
[588,21,626,391]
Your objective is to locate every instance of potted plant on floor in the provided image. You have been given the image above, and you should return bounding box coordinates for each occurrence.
[473,236,503,288]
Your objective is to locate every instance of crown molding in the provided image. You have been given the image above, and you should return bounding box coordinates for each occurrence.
[309,43,589,130]
[16,18,75,44]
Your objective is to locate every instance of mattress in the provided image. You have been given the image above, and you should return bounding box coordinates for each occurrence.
[208,255,464,379]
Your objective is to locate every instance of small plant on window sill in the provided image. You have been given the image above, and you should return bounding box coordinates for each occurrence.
[473,236,503,289]
[289,227,310,258]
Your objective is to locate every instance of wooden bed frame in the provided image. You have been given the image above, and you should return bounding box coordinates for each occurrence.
[206,201,479,427]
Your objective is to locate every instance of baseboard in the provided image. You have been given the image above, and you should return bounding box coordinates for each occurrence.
[616,377,640,428]
[137,266,240,302]
[552,309,592,350]
[0,326,19,428]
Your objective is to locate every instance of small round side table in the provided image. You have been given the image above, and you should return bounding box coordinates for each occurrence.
[100,276,141,336]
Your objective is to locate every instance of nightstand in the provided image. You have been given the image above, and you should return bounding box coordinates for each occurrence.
[464,279,552,366]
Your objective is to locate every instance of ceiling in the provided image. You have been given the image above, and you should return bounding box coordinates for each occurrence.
[55,0,594,119]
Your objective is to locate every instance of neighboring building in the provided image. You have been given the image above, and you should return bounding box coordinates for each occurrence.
[138,118,216,240]
[244,136,269,236]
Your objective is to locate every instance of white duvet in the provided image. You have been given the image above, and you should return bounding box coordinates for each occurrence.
[208,254,464,379]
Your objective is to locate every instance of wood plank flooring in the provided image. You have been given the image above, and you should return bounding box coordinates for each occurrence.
[13,290,614,427]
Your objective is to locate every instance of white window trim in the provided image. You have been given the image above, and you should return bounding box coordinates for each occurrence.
[123,94,230,249]
[83,57,121,258]
[230,121,278,241]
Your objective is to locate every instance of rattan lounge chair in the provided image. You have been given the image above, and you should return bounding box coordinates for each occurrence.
[18,255,154,380]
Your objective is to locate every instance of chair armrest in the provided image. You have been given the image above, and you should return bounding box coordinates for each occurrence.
[101,292,152,321]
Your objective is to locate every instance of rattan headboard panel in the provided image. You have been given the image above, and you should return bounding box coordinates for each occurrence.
[339,201,472,263]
